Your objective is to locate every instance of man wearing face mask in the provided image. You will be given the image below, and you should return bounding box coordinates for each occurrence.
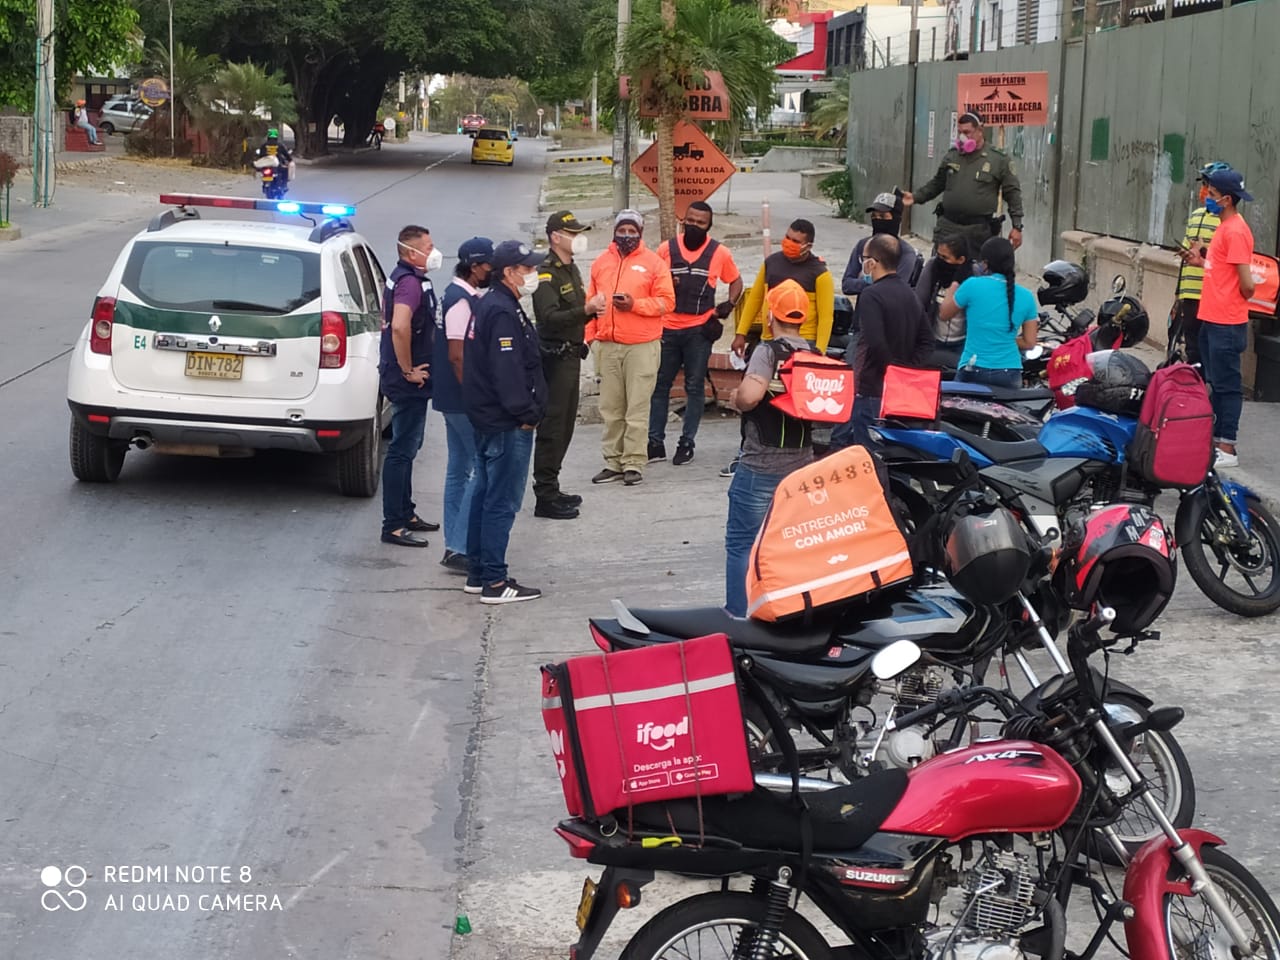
[585,209,676,486]
[903,112,1024,253]
[532,211,607,519]
[379,224,443,547]
[730,219,835,358]
[1168,163,1226,367]
[841,192,920,296]
[461,241,549,603]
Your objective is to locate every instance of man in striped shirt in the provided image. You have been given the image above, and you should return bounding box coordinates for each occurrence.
[1169,163,1224,366]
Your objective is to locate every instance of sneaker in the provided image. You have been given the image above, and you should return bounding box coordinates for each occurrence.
[719,457,739,479]
[672,439,695,466]
[440,550,470,574]
[479,578,542,604]
[623,469,643,486]
[1215,449,1239,469]
[647,440,667,463]
[463,578,484,594]
[592,468,624,484]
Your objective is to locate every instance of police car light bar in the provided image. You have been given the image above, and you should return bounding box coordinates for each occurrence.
[158,195,356,217]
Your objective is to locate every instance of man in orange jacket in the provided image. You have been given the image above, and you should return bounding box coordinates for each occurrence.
[586,210,676,485]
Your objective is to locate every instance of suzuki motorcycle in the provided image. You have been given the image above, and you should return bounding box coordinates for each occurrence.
[559,607,1280,960]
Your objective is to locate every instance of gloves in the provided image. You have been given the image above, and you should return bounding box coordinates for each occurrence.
[714,300,735,319]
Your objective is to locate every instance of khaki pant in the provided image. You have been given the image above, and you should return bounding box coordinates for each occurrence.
[596,339,661,471]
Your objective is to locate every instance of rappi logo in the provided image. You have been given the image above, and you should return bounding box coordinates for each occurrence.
[636,716,689,751]
[801,371,849,417]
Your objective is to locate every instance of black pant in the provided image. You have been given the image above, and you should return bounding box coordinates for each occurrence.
[1170,298,1203,367]
[935,217,997,259]
[533,353,580,503]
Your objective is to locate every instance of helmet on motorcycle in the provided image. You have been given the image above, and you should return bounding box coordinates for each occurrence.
[1037,260,1089,307]
[1075,350,1151,416]
[943,506,1034,605]
[267,127,279,140]
[1093,294,1149,349]
[1057,504,1176,634]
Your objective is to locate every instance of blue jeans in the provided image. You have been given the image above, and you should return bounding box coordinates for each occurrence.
[649,327,713,445]
[956,367,1022,389]
[466,427,535,585]
[830,394,881,450]
[725,462,784,617]
[382,399,429,535]
[1199,321,1248,443]
[442,411,479,555]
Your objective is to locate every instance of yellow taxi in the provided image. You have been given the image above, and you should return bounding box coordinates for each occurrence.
[470,127,515,166]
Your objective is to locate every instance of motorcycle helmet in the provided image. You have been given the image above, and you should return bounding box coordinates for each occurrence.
[267,127,279,140]
[1057,504,1176,634]
[1037,260,1089,307]
[1093,294,1150,349]
[943,506,1034,605]
[1075,350,1152,416]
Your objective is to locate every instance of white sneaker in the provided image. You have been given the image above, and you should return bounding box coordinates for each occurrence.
[1214,449,1239,469]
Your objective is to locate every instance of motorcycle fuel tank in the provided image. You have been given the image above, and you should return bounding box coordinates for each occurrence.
[1038,407,1138,464]
[832,584,986,655]
[879,739,1081,840]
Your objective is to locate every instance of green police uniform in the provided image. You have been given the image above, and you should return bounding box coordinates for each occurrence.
[531,250,590,505]
[912,145,1024,258]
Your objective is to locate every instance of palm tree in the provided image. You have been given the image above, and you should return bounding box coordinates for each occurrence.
[146,41,220,136]
[810,81,850,145]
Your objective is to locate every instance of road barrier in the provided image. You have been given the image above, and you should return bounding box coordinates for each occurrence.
[551,155,613,164]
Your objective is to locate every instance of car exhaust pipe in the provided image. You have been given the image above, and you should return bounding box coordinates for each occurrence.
[131,435,152,450]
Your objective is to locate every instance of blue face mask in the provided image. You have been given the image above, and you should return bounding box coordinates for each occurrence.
[1204,196,1224,216]
[861,271,873,285]
[972,262,989,277]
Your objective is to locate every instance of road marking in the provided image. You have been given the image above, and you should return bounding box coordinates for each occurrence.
[353,151,462,206]
[283,850,349,910]
[0,347,75,390]
[407,702,433,742]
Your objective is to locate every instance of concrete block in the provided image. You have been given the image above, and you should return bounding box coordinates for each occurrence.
[0,116,31,160]
[799,166,843,201]
[0,225,21,242]
[753,146,844,173]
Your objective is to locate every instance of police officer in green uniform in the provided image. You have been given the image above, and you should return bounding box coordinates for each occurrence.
[531,211,608,519]
[903,112,1024,257]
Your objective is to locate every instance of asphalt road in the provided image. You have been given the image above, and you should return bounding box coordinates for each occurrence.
[0,134,549,959]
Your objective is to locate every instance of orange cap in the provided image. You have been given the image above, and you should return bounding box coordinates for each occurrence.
[76,99,86,105]
[766,279,808,323]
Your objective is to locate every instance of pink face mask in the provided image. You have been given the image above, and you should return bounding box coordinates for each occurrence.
[955,136,978,155]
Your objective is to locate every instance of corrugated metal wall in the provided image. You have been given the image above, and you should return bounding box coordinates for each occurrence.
[846,4,1280,263]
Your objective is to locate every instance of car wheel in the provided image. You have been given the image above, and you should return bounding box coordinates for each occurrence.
[336,404,382,498]
[69,418,126,482]
[101,122,115,136]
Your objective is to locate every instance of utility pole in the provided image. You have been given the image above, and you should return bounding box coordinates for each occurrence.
[168,0,175,157]
[33,0,55,207]
[591,72,599,132]
[612,0,632,213]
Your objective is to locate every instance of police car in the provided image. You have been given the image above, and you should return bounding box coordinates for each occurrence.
[67,194,389,496]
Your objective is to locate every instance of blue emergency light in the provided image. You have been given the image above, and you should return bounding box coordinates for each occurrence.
[159,195,357,218]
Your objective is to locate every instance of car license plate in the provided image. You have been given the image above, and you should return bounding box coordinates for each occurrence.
[575,877,597,931]
[185,352,244,380]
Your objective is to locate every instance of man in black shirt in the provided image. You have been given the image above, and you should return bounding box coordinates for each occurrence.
[831,234,933,450]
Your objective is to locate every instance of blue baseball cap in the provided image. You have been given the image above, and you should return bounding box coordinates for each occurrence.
[1203,166,1253,202]
[491,240,544,272]
[457,236,494,265]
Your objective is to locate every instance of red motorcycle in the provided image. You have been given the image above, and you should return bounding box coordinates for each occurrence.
[555,605,1280,960]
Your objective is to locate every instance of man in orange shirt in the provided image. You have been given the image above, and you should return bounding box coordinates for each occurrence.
[648,201,744,466]
[586,210,676,485]
[1180,164,1255,468]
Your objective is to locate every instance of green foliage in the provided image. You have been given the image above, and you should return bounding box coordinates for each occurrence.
[819,165,857,220]
[740,137,822,156]
[809,83,850,144]
[0,0,140,112]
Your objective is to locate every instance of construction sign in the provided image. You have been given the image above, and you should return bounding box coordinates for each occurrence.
[638,71,731,121]
[957,72,1049,127]
[631,121,736,217]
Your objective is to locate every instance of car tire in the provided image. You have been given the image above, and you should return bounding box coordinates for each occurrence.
[101,122,115,136]
[336,404,382,498]
[70,418,126,482]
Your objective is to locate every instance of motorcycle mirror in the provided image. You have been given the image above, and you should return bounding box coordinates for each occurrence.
[1023,344,1045,361]
[1111,274,1127,295]
[872,640,923,681]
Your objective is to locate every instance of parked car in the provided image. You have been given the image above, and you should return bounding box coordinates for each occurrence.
[470,127,515,166]
[98,97,153,135]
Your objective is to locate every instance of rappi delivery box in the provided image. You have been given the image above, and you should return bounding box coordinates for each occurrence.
[540,634,753,820]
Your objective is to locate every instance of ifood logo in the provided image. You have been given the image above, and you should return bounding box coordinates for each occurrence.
[41,865,87,912]
[636,717,689,751]
[802,371,848,416]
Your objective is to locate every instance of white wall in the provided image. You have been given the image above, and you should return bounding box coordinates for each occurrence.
[953,0,1064,52]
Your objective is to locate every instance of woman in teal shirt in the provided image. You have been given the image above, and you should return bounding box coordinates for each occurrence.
[939,237,1039,388]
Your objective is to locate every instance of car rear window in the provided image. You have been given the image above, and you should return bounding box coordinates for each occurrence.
[123,242,321,314]
[477,129,508,141]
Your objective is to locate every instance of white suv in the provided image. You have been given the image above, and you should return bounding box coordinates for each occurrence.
[67,194,388,497]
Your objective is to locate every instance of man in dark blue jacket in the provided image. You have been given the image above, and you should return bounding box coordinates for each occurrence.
[462,240,548,604]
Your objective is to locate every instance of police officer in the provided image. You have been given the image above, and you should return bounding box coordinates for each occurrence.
[903,112,1024,253]
[530,211,607,519]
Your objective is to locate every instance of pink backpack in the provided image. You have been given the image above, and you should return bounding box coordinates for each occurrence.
[1128,363,1215,487]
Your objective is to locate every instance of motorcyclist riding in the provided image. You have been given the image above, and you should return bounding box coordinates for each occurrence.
[252,127,295,198]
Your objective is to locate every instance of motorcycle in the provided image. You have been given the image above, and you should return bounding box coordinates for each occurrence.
[558,608,1280,960]
[368,121,385,149]
[252,154,287,200]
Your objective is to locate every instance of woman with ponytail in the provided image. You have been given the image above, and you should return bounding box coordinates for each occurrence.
[939,236,1038,388]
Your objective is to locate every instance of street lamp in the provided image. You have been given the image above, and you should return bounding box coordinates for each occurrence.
[167,0,175,157]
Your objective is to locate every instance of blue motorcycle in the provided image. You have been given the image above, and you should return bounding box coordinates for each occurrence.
[876,404,1280,617]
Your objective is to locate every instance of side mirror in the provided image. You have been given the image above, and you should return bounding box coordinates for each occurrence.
[871,640,923,680]
[1111,274,1127,295]
[1022,344,1045,361]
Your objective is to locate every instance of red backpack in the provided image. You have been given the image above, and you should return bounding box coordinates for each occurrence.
[768,344,856,424]
[1128,362,1215,488]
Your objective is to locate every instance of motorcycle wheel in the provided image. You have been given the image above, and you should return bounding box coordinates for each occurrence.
[1163,847,1280,960]
[1094,694,1195,865]
[1181,491,1280,617]
[619,892,831,960]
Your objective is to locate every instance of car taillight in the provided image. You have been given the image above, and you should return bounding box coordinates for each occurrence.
[89,296,116,355]
[320,311,346,368]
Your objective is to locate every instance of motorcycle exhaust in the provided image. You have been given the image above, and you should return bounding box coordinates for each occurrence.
[753,772,840,794]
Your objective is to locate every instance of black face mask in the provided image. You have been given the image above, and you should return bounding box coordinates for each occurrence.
[934,258,971,287]
[681,224,709,249]
[871,217,901,237]
[614,234,641,256]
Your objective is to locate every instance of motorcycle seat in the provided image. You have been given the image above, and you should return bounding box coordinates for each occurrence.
[627,605,835,658]
[940,422,1046,464]
[942,381,1054,403]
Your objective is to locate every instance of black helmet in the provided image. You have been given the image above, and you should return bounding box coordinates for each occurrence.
[1038,260,1088,307]
[944,506,1033,605]
[1093,294,1149,349]
[1075,350,1151,416]
[1057,504,1176,634]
